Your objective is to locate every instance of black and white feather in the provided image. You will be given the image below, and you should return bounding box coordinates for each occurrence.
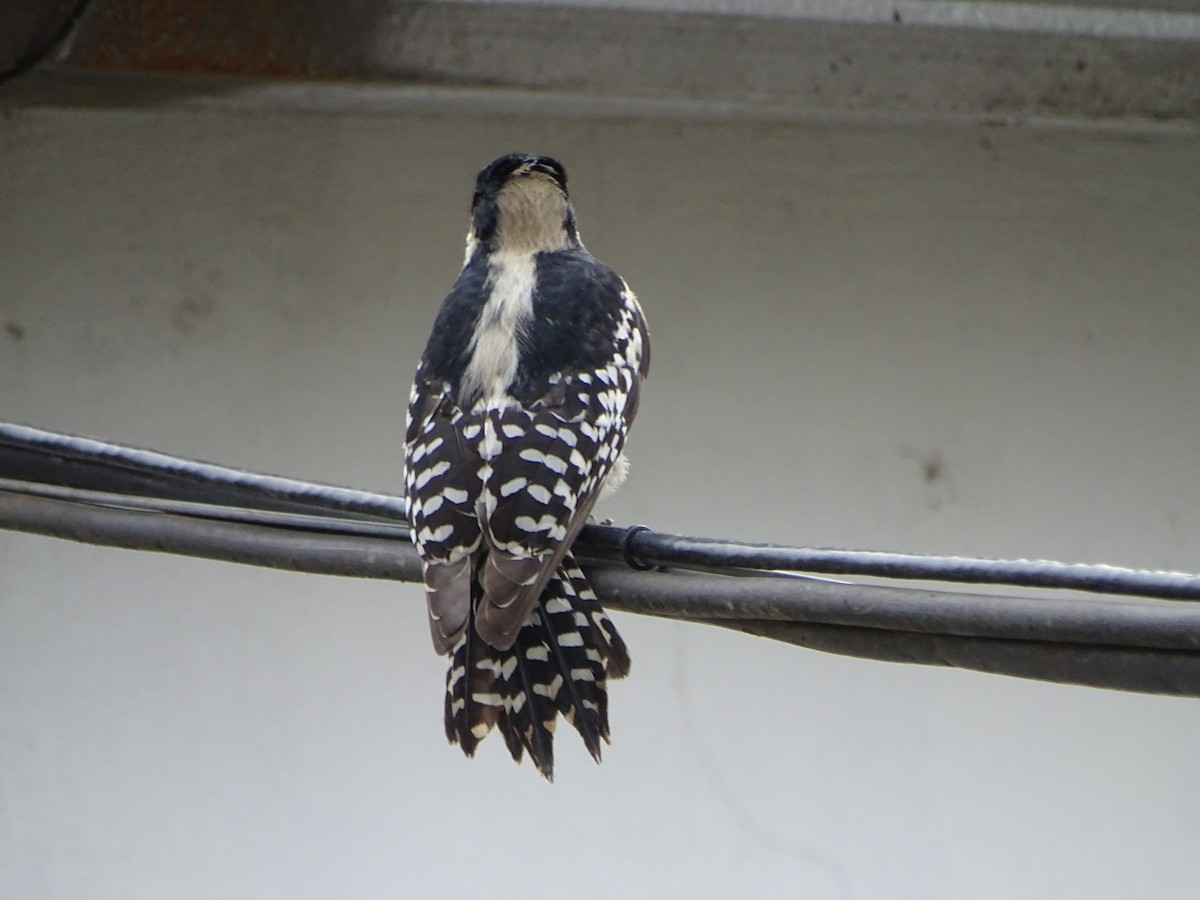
[404,153,649,778]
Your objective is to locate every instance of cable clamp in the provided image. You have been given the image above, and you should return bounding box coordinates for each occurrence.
[621,524,656,571]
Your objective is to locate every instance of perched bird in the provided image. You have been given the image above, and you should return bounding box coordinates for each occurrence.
[404,153,650,778]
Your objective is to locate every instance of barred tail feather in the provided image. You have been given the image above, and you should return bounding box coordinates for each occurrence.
[442,552,630,779]
[443,620,501,757]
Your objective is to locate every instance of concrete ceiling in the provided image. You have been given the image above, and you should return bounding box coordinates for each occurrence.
[2,0,1198,128]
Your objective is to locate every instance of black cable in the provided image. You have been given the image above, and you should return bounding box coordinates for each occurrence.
[10,473,1195,658]
[0,423,406,521]
[5,487,1200,698]
[0,488,418,582]
[3,422,1198,603]
[0,478,409,540]
[580,525,1200,601]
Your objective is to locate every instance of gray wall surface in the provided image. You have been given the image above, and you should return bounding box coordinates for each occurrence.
[2,107,1199,898]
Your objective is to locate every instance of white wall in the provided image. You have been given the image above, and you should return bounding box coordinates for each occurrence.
[2,107,1199,899]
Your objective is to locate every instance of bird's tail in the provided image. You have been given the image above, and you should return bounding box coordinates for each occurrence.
[443,551,630,780]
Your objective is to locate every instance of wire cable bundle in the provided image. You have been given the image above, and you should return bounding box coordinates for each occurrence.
[3,422,1200,698]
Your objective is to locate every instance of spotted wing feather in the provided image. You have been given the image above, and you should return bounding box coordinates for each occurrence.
[476,358,643,649]
[405,367,484,653]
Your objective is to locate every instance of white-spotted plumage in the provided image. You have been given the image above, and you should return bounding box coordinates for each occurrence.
[404,154,648,779]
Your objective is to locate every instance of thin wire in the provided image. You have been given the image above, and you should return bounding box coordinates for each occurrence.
[0,478,409,540]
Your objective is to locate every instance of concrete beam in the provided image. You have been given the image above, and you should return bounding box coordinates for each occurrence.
[2,0,1198,126]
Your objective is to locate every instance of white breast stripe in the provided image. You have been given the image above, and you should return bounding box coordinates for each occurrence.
[461,250,537,406]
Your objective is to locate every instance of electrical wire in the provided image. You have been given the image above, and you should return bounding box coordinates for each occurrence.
[3,422,1195,600]
[5,421,1200,699]
[0,478,409,540]
[580,526,1200,601]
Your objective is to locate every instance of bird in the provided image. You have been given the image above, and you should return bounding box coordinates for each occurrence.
[404,153,650,779]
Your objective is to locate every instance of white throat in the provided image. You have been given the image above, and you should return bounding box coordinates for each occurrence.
[493,176,571,254]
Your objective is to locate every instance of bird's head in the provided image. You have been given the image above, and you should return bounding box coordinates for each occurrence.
[466,153,578,256]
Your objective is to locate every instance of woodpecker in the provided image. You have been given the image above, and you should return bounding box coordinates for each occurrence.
[404,154,650,778]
